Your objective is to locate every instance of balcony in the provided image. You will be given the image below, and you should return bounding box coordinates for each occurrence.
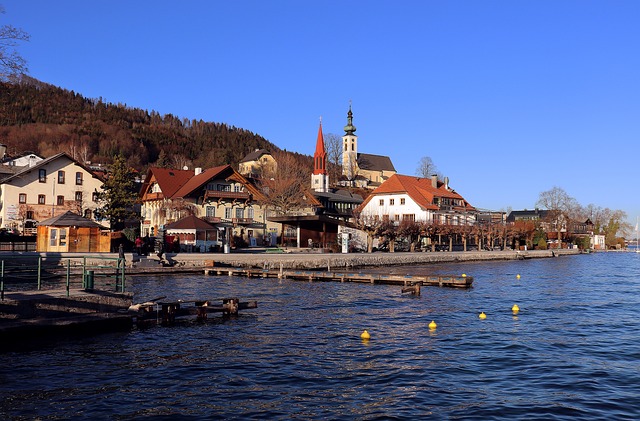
[144,192,164,200]
[204,190,250,201]
[203,216,222,224]
[232,218,254,225]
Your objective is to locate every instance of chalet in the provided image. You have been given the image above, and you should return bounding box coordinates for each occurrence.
[139,165,278,247]
[0,152,106,235]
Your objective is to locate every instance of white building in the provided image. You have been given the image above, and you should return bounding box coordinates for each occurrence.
[0,152,106,234]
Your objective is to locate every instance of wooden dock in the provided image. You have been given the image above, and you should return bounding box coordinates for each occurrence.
[129,297,258,326]
[205,267,473,288]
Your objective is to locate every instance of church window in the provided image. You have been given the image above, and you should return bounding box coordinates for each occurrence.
[351,143,354,151]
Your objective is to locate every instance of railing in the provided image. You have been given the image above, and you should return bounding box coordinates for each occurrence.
[232,218,254,224]
[0,255,126,300]
[204,190,250,200]
[203,216,222,223]
[144,192,164,200]
[0,241,37,252]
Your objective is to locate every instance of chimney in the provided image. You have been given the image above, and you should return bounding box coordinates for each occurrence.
[431,174,438,188]
[195,167,202,175]
[444,176,449,190]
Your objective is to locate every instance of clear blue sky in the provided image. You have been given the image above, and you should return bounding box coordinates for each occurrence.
[3,1,640,226]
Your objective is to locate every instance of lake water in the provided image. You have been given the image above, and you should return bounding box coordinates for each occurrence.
[1,252,639,420]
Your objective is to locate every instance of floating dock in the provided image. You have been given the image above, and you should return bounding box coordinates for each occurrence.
[205,267,473,288]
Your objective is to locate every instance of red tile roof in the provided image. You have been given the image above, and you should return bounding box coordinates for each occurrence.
[358,174,474,212]
[165,215,216,230]
[142,167,194,199]
[172,165,230,198]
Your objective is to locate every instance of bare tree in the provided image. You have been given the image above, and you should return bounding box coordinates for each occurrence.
[0,6,29,81]
[324,132,342,185]
[416,156,441,179]
[259,151,309,215]
[352,210,384,253]
[536,186,575,249]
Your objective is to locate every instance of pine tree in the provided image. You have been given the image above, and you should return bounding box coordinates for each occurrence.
[95,155,139,231]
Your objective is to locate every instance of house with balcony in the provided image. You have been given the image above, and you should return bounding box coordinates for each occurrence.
[139,165,279,248]
[0,152,106,235]
[356,173,475,225]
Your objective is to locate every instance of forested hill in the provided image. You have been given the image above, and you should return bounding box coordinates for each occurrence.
[0,77,297,171]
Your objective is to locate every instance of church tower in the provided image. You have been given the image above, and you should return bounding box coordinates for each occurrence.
[311,119,329,192]
[342,104,358,181]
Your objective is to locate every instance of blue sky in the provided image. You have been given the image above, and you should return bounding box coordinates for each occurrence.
[3,1,640,225]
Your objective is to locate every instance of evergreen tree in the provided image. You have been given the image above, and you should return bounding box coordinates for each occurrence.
[95,154,139,231]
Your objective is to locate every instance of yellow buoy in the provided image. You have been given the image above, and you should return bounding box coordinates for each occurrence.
[516,274,521,279]
[462,273,467,277]
[428,320,437,330]
[512,304,520,313]
[360,330,370,340]
[479,312,487,319]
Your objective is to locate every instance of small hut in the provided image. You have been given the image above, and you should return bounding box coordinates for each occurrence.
[36,211,110,252]
[165,215,220,252]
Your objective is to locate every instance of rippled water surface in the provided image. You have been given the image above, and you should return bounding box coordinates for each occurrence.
[1,252,640,420]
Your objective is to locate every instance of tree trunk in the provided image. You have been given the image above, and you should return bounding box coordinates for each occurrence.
[367,235,373,253]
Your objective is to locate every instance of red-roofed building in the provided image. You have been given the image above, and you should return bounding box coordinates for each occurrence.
[356,174,476,225]
[139,165,278,248]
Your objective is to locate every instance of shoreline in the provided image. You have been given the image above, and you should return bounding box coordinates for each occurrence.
[1,248,583,272]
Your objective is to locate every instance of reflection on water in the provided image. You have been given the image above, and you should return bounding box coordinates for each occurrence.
[1,252,639,420]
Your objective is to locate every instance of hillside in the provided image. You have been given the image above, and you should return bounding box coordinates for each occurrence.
[0,77,310,171]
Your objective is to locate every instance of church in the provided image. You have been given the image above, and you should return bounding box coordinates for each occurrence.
[340,105,396,189]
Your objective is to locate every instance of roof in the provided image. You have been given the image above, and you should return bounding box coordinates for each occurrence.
[141,167,194,199]
[506,209,549,222]
[240,149,272,163]
[172,165,229,198]
[38,211,107,229]
[357,153,396,172]
[358,174,474,212]
[314,189,363,204]
[165,215,216,230]
[0,152,106,184]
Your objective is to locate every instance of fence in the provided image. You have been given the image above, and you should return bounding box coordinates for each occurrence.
[0,255,126,300]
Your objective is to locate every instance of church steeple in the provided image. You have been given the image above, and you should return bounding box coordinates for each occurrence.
[313,119,327,175]
[311,117,329,192]
[342,103,358,182]
[343,102,357,135]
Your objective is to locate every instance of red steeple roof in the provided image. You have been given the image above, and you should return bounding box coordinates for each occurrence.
[313,121,327,175]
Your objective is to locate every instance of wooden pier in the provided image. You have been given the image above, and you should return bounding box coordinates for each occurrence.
[129,296,258,326]
[205,267,473,288]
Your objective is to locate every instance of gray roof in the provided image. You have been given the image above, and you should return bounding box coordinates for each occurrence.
[357,153,396,172]
[239,149,272,163]
[314,190,363,204]
[38,211,107,229]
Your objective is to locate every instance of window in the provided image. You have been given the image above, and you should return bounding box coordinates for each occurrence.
[394,215,400,221]
[57,195,64,205]
[390,199,395,206]
[379,199,384,206]
[59,228,67,246]
[39,169,46,183]
[26,210,34,219]
[50,229,58,246]
[58,171,65,184]
[92,192,99,202]
[75,191,82,202]
[351,143,354,151]
[344,143,348,152]
[235,208,244,219]
[84,209,92,219]
[38,194,45,204]
[234,185,241,193]
[225,207,233,219]
[206,206,216,217]
[247,208,254,219]
[76,172,83,185]
[19,193,26,204]
[218,184,231,192]
[400,198,405,205]
[402,214,416,222]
